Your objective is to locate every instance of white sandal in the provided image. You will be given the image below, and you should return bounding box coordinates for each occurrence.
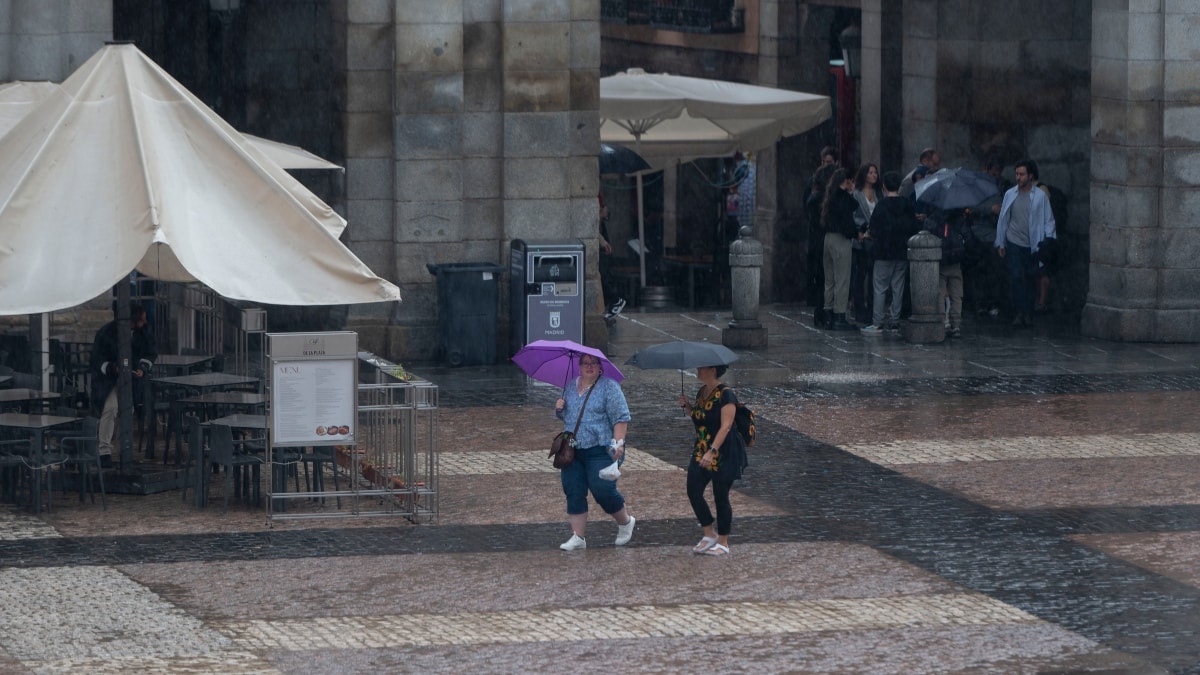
[692,536,718,554]
[704,543,730,556]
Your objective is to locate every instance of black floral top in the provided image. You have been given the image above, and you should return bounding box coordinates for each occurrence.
[688,385,738,469]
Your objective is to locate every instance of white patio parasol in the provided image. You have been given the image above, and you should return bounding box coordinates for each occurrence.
[0,43,398,316]
[600,68,831,287]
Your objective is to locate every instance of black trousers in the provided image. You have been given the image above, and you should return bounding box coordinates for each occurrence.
[687,459,733,535]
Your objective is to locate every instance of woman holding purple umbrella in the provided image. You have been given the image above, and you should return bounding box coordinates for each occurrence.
[554,354,635,551]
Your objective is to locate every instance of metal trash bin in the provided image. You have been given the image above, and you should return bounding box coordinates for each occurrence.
[509,239,585,354]
[426,262,505,366]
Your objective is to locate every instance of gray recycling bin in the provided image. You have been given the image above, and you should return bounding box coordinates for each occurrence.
[510,239,585,353]
[427,262,505,366]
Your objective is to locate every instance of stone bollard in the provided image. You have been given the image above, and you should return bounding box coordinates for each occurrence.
[903,229,945,343]
[722,226,768,349]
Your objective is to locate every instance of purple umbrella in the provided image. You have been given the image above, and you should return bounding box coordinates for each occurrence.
[512,339,624,389]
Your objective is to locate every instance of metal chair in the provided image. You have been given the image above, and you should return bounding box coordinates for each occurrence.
[0,438,31,505]
[209,423,263,512]
[55,417,106,509]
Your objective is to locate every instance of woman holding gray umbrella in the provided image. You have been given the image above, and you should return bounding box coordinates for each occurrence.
[676,363,747,556]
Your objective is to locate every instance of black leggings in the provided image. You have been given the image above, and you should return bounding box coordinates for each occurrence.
[686,459,733,536]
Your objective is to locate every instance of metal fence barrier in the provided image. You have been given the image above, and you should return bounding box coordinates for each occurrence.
[267,351,438,523]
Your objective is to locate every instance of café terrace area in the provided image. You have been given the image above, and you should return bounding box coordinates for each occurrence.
[0,283,437,527]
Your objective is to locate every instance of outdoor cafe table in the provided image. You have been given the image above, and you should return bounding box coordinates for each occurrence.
[149,373,261,463]
[0,388,62,413]
[203,413,267,430]
[661,254,714,309]
[153,354,216,376]
[178,391,266,420]
[0,412,80,514]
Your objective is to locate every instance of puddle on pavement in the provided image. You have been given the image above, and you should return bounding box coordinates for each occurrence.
[791,371,896,385]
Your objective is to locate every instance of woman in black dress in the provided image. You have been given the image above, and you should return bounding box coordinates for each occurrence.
[676,364,747,556]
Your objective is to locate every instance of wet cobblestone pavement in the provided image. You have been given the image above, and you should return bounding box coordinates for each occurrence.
[2,305,1199,673]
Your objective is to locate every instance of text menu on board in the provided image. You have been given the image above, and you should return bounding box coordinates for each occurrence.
[268,332,358,447]
[272,359,355,445]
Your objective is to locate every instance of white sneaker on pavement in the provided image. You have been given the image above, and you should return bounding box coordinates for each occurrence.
[615,516,636,546]
[559,534,586,551]
[860,324,884,335]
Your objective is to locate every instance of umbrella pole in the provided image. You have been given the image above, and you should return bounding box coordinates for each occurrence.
[634,134,647,289]
[637,171,646,288]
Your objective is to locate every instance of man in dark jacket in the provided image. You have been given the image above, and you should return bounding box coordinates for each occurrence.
[90,303,157,466]
[860,171,920,334]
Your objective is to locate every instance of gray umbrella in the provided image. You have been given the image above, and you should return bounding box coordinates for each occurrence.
[625,340,739,393]
[626,340,739,369]
[914,167,1000,211]
[599,143,651,175]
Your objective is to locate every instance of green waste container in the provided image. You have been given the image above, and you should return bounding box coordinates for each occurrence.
[426,263,505,366]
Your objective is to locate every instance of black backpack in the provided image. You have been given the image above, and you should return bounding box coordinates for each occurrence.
[939,221,967,265]
[717,384,756,447]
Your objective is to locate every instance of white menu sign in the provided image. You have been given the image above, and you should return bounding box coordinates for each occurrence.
[272,359,355,445]
[268,332,358,447]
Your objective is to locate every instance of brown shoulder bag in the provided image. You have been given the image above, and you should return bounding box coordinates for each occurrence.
[550,379,597,469]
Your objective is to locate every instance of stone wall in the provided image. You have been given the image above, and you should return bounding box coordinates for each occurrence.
[338,0,604,362]
[0,0,109,80]
[1082,1,1200,341]
[0,0,110,340]
[901,0,1092,315]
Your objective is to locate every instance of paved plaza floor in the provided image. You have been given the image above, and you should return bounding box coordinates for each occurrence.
[2,304,1199,673]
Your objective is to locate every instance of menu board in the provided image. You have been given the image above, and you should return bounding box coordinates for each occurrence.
[271,359,356,445]
[267,332,359,447]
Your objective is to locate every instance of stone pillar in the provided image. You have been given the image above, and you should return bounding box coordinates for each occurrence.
[903,229,943,343]
[722,226,768,349]
[1081,3,1200,341]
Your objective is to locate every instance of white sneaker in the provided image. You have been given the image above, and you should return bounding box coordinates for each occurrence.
[615,515,636,546]
[559,534,586,551]
[859,324,884,335]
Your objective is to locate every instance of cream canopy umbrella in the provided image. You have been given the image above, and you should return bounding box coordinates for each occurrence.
[600,68,831,286]
[0,81,344,172]
[0,44,398,316]
[0,80,346,237]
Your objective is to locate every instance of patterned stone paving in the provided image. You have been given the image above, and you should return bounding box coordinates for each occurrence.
[1,306,1198,673]
[844,432,1200,465]
[218,595,1039,650]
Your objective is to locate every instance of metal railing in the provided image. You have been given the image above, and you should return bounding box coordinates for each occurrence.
[266,352,438,523]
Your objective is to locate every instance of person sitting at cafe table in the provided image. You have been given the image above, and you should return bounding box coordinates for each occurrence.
[90,303,157,467]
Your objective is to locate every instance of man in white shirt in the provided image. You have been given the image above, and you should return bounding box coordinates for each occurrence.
[995,159,1056,327]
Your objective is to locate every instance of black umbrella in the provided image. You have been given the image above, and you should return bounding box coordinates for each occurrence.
[625,340,739,393]
[599,143,651,175]
[915,167,1000,211]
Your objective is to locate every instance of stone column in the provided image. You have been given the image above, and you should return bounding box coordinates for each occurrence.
[903,229,943,343]
[722,226,768,349]
[1082,3,1200,341]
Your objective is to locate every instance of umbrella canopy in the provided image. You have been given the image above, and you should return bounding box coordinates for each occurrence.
[0,44,398,315]
[914,168,1000,211]
[599,143,651,175]
[625,340,739,370]
[600,68,831,166]
[600,68,831,286]
[513,339,624,389]
[0,81,344,173]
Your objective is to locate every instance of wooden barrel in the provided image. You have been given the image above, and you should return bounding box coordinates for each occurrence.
[641,286,671,309]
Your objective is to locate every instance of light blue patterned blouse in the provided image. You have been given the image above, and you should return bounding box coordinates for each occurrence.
[557,376,631,449]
